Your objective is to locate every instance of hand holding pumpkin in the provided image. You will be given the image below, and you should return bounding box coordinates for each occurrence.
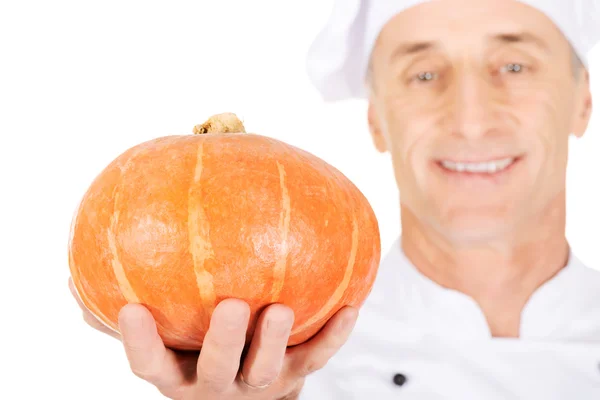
[69,277,358,399]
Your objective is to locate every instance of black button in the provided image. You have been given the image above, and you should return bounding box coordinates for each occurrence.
[393,373,407,386]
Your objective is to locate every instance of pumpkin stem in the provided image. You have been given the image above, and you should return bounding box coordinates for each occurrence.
[193,113,246,134]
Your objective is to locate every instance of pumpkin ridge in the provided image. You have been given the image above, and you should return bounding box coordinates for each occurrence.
[270,160,291,303]
[107,145,149,306]
[290,214,359,335]
[107,192,140,304]
[188,141,217,330]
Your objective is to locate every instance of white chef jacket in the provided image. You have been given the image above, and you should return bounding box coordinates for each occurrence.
[300,238,600,399]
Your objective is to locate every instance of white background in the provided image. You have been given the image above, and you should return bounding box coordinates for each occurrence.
[1,1,599,399]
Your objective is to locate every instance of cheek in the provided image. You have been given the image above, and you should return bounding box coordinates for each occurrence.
[516,94,572,177]
[382,105,437,191]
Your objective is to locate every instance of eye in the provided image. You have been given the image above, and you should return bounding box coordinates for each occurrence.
[500,63,526,74]
[414,71,438,82]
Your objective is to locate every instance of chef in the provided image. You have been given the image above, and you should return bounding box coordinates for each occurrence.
[70,0,600,399]
[300,0,600,398]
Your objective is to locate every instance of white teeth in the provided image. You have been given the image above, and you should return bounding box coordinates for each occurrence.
[441,157,515,173]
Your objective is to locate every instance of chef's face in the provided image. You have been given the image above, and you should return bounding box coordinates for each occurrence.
[367,0,593,242]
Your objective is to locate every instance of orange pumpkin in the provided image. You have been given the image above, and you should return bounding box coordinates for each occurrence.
[68,113,381,350]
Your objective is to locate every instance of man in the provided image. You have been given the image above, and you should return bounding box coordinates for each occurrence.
[70,0,600,398]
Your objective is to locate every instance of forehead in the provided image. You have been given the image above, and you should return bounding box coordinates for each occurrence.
[375,0,568,55]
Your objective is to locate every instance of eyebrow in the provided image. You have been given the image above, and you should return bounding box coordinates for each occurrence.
[388,31,550,63]
[488,31,550,53]
[389,41,438,63]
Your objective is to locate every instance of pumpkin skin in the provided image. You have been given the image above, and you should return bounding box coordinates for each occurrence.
[68,114,381,350]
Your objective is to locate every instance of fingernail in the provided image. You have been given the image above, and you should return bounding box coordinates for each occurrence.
[266,308,293,337]
[267,316,293,337]
[222,302,249,327]
[338,311,357,333]
[119,306,145,334]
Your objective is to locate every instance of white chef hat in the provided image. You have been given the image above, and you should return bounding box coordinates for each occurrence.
[306,0,600,102]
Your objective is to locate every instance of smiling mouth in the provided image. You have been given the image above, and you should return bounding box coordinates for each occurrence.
[438,157,518,173]
[433,155,524,181]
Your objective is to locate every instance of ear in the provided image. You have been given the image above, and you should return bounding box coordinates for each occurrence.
[368,102,388,152]
[571,70,593,138]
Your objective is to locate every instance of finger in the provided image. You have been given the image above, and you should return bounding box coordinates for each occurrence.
[118,303,190,395]
[195,299,250,394]
[286,306,358,378]
[68,278,121,340]
[239,304,294,389]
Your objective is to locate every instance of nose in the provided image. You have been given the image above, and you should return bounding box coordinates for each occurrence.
[445,70,499,139]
